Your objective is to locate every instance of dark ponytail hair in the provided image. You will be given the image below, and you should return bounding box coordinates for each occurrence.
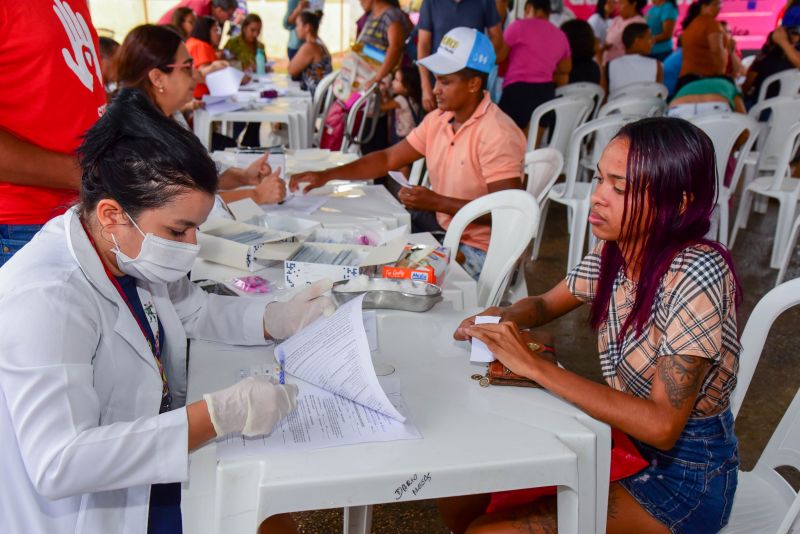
[79,88,218,219]
[682,0,714,30]
[298,10,323,35]
[589,117,741,340]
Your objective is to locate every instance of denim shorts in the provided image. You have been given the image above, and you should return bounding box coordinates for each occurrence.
[0,224,42,268]
[620,409,738,533]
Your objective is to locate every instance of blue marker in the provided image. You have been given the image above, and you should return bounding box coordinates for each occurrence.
[277,348,285,385]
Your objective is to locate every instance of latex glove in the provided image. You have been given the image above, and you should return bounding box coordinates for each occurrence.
[263,279,336,339]
[203,376,298,437]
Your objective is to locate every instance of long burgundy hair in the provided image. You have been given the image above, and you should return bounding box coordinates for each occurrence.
[589,117,742,339]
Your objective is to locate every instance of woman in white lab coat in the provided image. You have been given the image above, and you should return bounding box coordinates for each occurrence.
[0,89,330,534]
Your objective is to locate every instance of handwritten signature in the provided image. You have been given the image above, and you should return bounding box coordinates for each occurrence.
[394,472,432,501]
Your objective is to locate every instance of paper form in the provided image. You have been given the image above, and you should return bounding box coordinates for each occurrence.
[215,375,421,459]
[206,67,245,97]
[470,316,501,363]
[275,295,405,421]
[262,194,329,215]
[388,170,412,188]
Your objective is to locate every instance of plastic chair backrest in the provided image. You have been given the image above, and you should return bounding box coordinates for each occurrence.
[442,190,540,307]
[342,85,380,152]
[408,158,425,186]
[555,114,638,199]
[608,81,669,102]
[731,277,800,418]
[747,96,800,177]
[750,383,800,515]
[555,82,606,119]
[598,95,666,118]
[524,148,563,205]
[527,95,594,153]
[312,70,338,147]
[689,113,760,197]
[757,69,800,104]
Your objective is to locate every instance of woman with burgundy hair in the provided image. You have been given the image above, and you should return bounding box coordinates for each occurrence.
[446,117,741,533]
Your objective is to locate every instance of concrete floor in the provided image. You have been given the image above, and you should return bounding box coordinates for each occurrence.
[290,201,800,533]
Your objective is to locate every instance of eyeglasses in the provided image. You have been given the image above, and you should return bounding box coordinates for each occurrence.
[160,59,194,71]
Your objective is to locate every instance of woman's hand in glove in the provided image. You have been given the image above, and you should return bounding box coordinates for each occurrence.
[263,279,336,340]
[203,375,298,437]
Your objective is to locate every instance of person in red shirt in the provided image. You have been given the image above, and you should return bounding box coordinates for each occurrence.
[0,0,107,267]
[186,16,229,98]
[157,0,237,27]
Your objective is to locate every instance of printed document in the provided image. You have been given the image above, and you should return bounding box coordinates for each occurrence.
[216,295,420,459]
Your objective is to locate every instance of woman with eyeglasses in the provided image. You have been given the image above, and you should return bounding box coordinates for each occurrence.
[116,25,286,205]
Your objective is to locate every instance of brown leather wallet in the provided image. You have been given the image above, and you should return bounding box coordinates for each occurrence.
[486,336,556,388]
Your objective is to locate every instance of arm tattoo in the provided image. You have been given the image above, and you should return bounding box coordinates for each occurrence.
[658,355,708,409]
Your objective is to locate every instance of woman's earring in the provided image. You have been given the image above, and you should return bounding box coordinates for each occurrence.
[158,86,165,93]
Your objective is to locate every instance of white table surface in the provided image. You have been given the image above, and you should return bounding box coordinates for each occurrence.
[194,74,313,150]
[181,304,610,533]
[192,231,478,311]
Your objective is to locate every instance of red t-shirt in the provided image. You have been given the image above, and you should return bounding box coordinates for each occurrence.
[186,37,218,98]
[0,1,107,225]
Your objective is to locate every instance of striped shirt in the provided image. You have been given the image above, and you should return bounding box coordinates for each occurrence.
[566,243,740,416]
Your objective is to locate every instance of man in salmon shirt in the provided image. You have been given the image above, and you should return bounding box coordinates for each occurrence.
[289,28,526,279]
[0,0,107,266]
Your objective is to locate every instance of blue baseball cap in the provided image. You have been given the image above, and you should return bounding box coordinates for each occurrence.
[417,27,496,75]
[783,6,800,31]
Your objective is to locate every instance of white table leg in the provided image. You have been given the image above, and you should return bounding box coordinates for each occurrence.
[342,505,372,534]
[556,486,580,534]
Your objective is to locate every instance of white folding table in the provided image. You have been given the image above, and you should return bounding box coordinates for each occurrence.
[181,304,611,533]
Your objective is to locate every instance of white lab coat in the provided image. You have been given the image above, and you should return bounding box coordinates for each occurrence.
[0,208,271,534]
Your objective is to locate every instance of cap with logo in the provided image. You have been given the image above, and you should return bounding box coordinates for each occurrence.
[417,27,496,75]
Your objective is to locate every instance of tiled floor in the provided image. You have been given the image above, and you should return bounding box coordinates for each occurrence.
[292,201,800,533]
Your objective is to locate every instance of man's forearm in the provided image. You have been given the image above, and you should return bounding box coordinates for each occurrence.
[0,129,80,190]
[321,151,390,181]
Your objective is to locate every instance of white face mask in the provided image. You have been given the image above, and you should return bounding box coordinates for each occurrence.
[111,214,200,283]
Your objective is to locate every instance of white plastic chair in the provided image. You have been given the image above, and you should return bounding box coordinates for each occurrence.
[527,95,594,154]
[776,213,800,286]
[607,81,669,102]
[722,387,800,533]
[719,279,800,533]
[597,95,666,118]
[733,96,800,224]
[555,82,606,119]
[688,113,760,246]
[729,278,800,419]
[731,121,800,268]
[341,85,380,155]
[408,158,429,187]
[506,148,564,301]
[311,70,338,147]
[756,69,800,104]
[442,190,540,307]
[538,115,638,273]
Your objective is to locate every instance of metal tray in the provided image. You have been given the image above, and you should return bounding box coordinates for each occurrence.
[331,279,443,312]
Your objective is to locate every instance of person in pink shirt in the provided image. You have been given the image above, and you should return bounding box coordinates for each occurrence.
[602,0,647,64]
[157,0,237,26]
[497,0,571,131]
[289,28,526,279]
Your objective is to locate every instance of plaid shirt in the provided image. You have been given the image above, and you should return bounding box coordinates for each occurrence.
[567,243,740,416]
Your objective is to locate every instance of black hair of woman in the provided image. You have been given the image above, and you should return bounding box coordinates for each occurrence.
[561,19,597,63]
[190,16,219,44]
[79,88,218,219]
[682,0,715,30]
